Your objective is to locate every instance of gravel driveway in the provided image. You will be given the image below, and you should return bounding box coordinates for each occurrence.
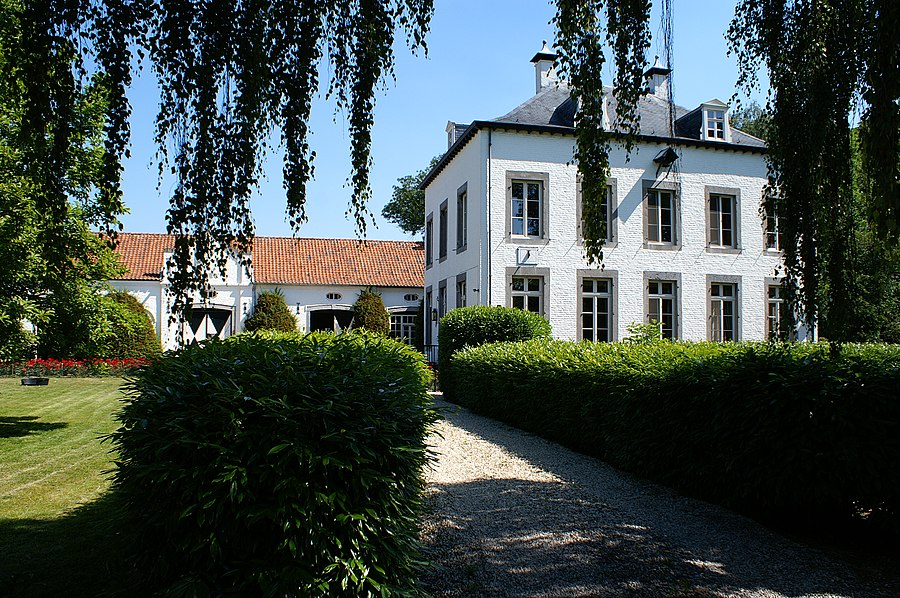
[420,397,900,597]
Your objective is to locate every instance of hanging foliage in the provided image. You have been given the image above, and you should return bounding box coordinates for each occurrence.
[728,0,899,338]
[15,0,434,324]
[554,0,652,264]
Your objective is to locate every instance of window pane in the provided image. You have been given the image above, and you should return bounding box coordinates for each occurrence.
[583,328,594,342]
[582,297,593,313]
[512,198,524,217]
[527,296,540,313]
[582,312,593,328]
[527,183,540,201]
[512,182,524,199]
[512,278,524,291]
[649,281,659,294]
[527,217,540,236]
[597,280,609,293]
[662,282,673,295]
[512,218,524,236]
[527,278,540,292]
[583,279,593,293]
[512,296,524,310]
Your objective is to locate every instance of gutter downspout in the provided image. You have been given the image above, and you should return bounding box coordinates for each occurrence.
[486,128,492,306]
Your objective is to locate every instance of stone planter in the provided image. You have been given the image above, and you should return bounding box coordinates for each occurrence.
[21,377,50,386]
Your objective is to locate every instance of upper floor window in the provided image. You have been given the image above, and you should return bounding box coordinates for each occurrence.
[425,215,433,267]
[577,178,615,244]
[709,193,736,248]
[764,202,781,251]
[456,187,468,252]
[646,188,675,245]
[438,200,448,261]
[706,109,725,139]
[709,282,737,341]
[511,180,543,237]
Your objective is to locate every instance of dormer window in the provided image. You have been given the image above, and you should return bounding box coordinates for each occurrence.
[700,100,731,142]
[706,110,725,139]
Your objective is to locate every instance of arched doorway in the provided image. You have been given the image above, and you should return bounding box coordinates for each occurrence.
[308,308,354,333]
[183,304,234,344]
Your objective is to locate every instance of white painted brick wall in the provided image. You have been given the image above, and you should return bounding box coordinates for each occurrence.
[425,128,786,343]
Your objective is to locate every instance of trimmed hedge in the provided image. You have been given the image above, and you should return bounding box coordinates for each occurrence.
[452,340,900,533]
[104,291,162,359]
[438,306,551,400]
[353,288,390,334]
[110,331,437,596]
[243,291,297,332]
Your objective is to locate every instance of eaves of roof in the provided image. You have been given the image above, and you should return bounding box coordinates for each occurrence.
[420,120,768,190]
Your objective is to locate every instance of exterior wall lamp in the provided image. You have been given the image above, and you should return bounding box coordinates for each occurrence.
[431,308,438,322]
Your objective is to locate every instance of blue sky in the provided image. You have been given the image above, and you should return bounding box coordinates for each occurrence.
[118,0,763,241]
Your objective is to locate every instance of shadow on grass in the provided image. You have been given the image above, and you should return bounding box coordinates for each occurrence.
[0,491,147,598]
[0,416,68,439]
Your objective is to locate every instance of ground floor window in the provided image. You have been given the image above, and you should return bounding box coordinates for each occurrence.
[767,284,783,339]
[647,280,676,339]
[390,312,417,344]
[511,276,543,315]
[309,309,354,333]
[580,278,612,342]
[709,282,736,341]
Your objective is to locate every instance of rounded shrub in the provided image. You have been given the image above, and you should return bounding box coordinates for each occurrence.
[102,291,162,360]
[438,305,551,400]
[352,288,390,334]
[110,331,437,596]
[243,290,297,332]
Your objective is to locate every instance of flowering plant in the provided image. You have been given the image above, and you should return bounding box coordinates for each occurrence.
[0,357,152,377]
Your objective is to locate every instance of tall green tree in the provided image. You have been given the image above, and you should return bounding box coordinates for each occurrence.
[381,155,440,236]
[0,0,126,359]
[729,0,899,339]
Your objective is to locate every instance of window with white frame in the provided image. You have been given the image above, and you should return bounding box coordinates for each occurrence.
[646,188,675,244]
[425,215,433,266]
[456,188,467,251]
[709,193,736,248]
[706,109,725,139]
[767,284,784,339]
[511,276,542,314]
[389,312,416,344]
[511,180,543,237]
[439,201,448,260]
[438,283,447,318]
[647,280,676,339]
[709,282,736,341]
[581,278,612,342]
[764,202,781,251]
[456,278,466,308]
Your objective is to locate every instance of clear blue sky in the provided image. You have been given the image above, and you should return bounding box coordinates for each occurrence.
[118,0,764,241]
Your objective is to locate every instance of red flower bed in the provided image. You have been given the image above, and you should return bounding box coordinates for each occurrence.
[0,357,152,377]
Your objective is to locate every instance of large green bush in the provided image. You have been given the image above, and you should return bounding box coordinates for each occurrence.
[103,292,162,359]
[452,340,900,534]
[353,288,390,334]
[243,290,297,332]
[438,306,551,400]
[110,331,436,596]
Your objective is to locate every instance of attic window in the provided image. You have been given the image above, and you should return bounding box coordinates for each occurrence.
[326,292,342,300]
[706,109,726,140]
[404,293,420,302]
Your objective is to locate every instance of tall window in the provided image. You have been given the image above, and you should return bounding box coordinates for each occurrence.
[511,180,542,237]
[438,284,447,318]
[456,278,466,308]
[764,203,781,250]
[424,289,432,345]
[439,202,448,260]
[767,284,784,339]
[581,278,612,342]
[456,189,468,251]
[706,109,725,139]
[389,313,416,344]
[709,283,736,341]
[648,280,676,339]
[646,189,675,244]
[425,215,433,266]
[709,194,736,247]
[511,276,542,314]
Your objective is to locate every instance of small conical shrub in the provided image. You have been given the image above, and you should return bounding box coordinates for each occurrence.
[353,288,390,334]
[244,291,297,333]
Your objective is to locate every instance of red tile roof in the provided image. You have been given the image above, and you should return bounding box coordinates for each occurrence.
[112,233,424,288]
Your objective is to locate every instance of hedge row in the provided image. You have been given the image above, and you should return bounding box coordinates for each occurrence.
[438,306,551,400]
[110,331,437,596]
[452,340,900,532]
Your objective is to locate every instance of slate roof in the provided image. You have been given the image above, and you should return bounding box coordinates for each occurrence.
[422,83,766,189]
[111,232,424,288]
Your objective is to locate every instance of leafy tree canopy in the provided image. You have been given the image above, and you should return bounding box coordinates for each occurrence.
[381,155,440,236]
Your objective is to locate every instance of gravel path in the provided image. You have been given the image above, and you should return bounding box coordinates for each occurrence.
[420,397,900,597]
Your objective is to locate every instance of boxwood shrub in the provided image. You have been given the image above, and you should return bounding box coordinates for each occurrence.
[110,331,437,596]
[438,306,551,400]
[452,340,900,533]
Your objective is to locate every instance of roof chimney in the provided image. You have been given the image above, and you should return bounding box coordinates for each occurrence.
[644,56,671,100]
[530,41,558,94]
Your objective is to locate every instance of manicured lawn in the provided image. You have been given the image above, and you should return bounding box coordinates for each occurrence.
[0,377,141,597]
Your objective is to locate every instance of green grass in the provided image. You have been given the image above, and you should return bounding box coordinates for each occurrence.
[0,377,141,597]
